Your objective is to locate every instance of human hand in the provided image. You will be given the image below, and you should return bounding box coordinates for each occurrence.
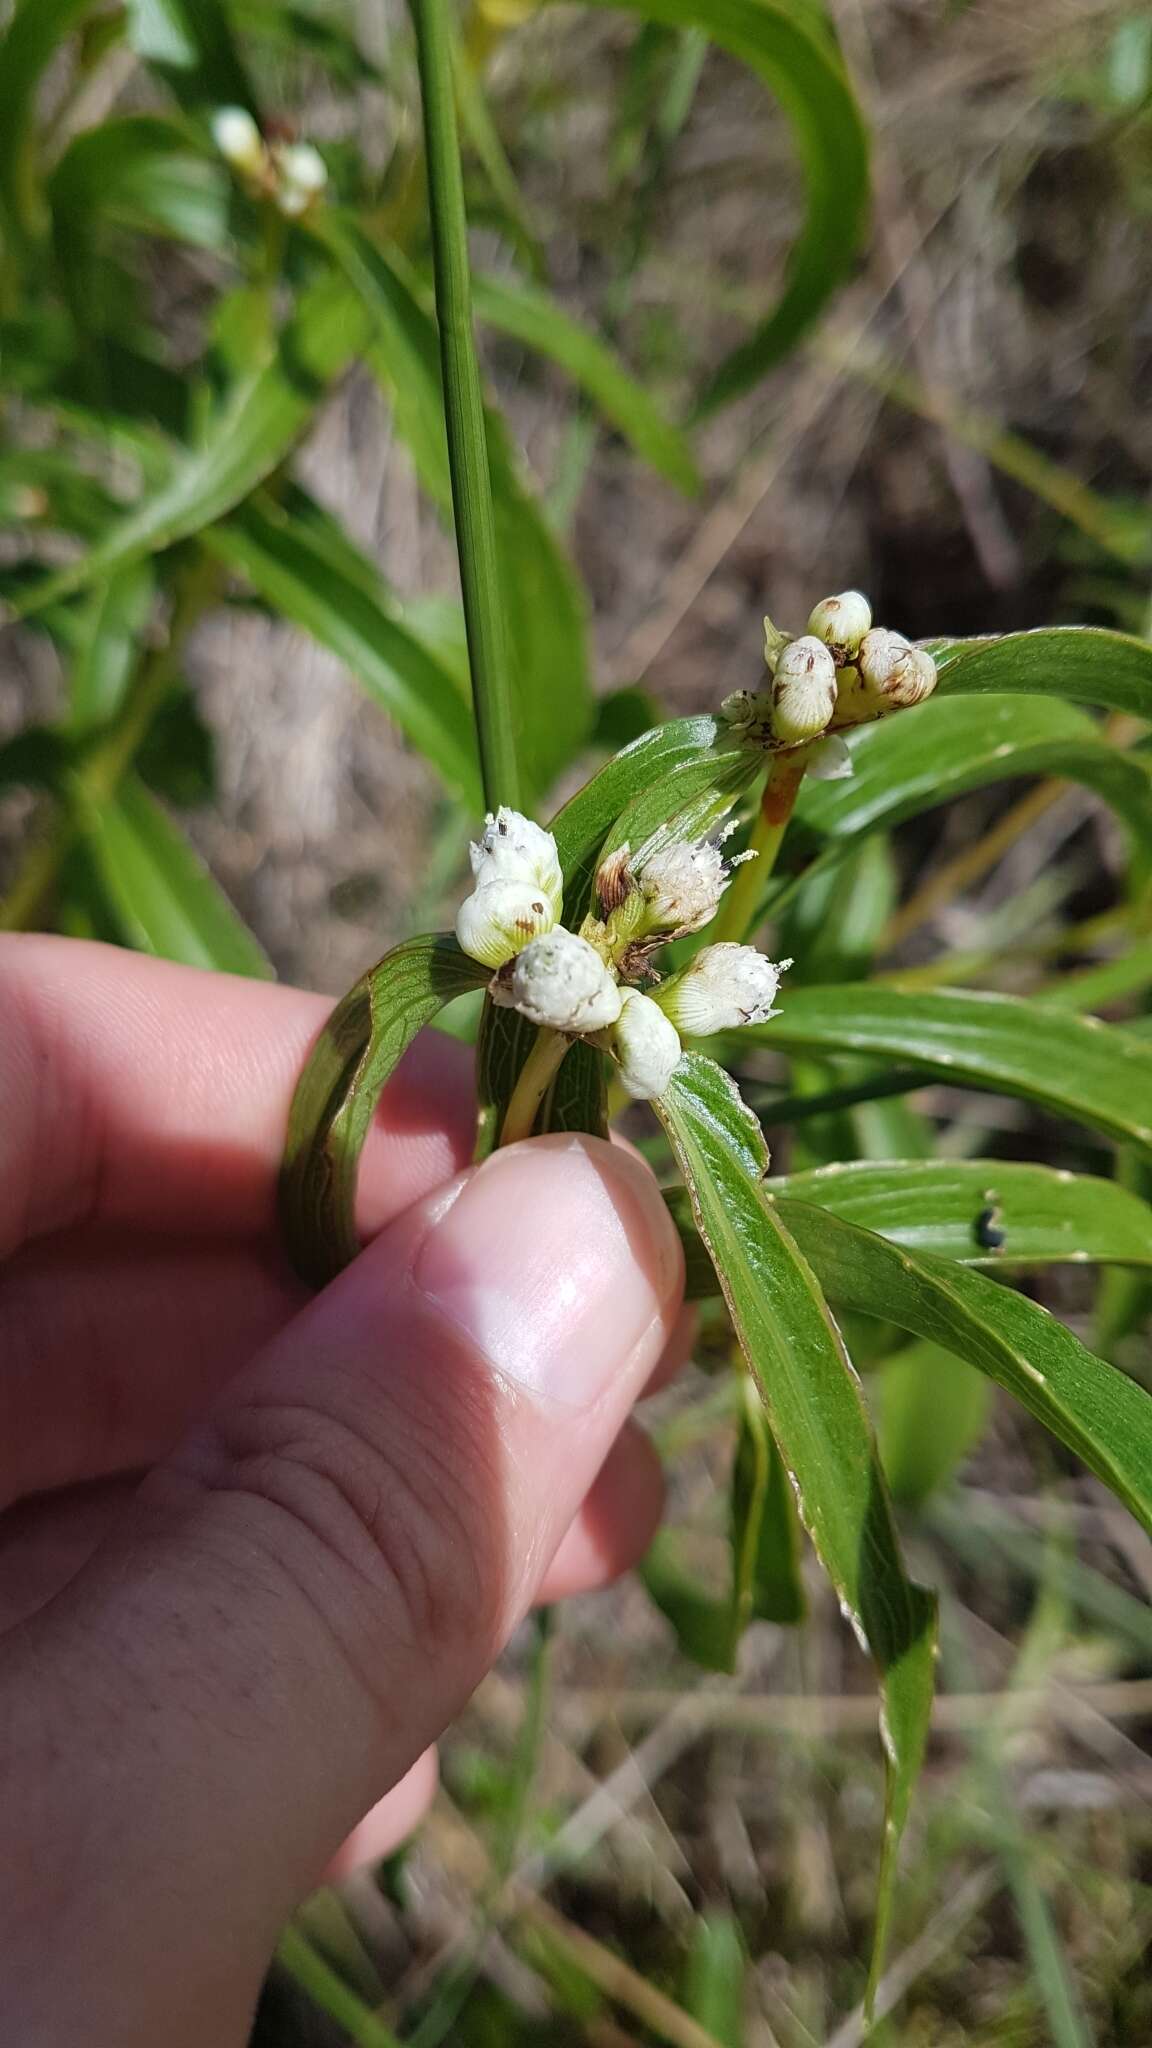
[0,936,686,2046]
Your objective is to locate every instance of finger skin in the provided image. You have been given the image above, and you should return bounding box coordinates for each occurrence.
[0,935,475,1257]
[0,1136,683,2047]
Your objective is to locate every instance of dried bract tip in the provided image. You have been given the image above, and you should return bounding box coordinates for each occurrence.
[770,636,838,745]
[639,837,730,935]
[469,807,563,920]
[603,988,683,1100]
[595,843,635,915]
[212,106,265,178]
[491,928,623,1033]
[807,590,873,664]
[656,943,790,1037]
[456,876,557,969]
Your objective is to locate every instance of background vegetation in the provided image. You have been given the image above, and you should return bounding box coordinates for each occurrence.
[4,0,1152,2041]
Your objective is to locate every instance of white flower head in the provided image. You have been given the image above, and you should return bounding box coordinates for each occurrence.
[211,106,265,178]
[491,928,622,1034]
[638,836,732,935]
[456,876,557,969]
[603,988,683,1100]
[273,141,328,216]
[807,590,873,664]
[656,943,791,1036]
[470,806,563,920]
[770,636,838,745]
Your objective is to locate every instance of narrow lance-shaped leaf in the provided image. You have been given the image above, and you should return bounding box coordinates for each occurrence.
[791,694,1152,870]
[0,0,95,251]
[931,625,1152,721]
[280,936,490,1288]
[764,1159,1152,1270]
[656,1052,937,1990]
[777,1199,1152,1537]
[472,270,699,492]
[726,985,1152,1156]
[205,499,482,808]
[79,774,272,980]
[552,0,869,417]
[69,564,156,733]
[11,278,371,619]
[730,1373,805,1631]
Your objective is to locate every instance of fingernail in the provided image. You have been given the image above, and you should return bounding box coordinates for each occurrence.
[413,1135,682,1410]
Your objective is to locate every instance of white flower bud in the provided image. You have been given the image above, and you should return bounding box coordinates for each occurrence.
[273,141,328,216]
[492,928,623,1033]
[469,806,564,920]
[887,643,937,707]
[805,733,854,781]
[604,988,682,1099]
[770,636,837,744]
[211,106,265,178]
[807,589,873,664]
[857,629,936,710]
[656,943,790,1036]
[639,837,729,935]
[455,876,556,968]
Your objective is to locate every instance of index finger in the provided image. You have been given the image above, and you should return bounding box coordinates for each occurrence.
[0,936,476,1259]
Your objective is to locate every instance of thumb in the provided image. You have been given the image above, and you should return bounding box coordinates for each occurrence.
[2,1135,682,2045]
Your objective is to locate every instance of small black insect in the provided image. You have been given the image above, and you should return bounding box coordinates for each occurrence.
[975,1194,1006,1253]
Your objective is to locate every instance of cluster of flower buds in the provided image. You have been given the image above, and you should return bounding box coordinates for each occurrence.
[211,108,328,219]
[454,808,788,1100]
[722,588,937,759]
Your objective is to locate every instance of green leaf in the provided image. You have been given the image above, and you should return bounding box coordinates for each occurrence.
[80,774,272,978]
[639,1531,736,1672]
[473,271,699,491]
[49,115,230,252]
[279,935,489,1287]
[318,217,592,800]
[204,498,483,806]
[656,1052,936,1990]
[0,450,122,537]
[11,278,370,619]
[878,1342,991,1508]
[680,1911,747,2048]
[792,695,1152,869]
[0,0,95,251]
[933,625,1152,721]
[125,0,257,110]
[69,564,156,732]
[557,0,868,414]
[736,985,1152,1155]
[778,1199,1152,1536]
[766,1159,1152,1269]
[730,1373,805,1629]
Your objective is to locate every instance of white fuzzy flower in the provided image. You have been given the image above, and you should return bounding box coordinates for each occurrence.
[456,876,557,968]
[211,106,265,178]
[604,989,683,1100]
[656,943,790,1036]
[492,928,622,1033]
[770,636,838,745]
[638,837,730,935]
[807,590,873,664]
[469,806,564,919]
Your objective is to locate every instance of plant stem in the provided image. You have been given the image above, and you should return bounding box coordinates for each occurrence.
[410,0,518,815]
[276,1925,403,2048]
[500,1026,569,1145]
[711,749,808,944]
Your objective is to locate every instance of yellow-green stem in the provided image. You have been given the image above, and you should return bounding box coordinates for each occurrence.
[711,749,808,944]
[500,1027,569,1145]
